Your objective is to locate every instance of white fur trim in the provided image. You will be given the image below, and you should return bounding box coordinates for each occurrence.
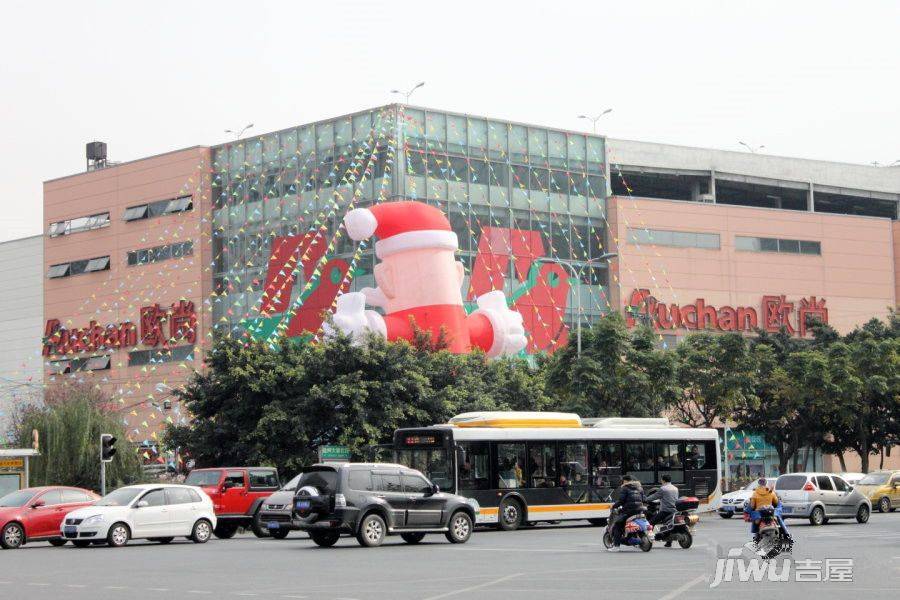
[344,208,377,240]
[375,230,458,259]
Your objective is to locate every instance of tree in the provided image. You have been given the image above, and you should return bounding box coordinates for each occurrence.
[15,383,143,490]
[671,332,758,429]
[546,313,677,418]
[165,333,549,474]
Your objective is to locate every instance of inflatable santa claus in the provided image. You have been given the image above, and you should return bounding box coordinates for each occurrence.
[325,201,527,358]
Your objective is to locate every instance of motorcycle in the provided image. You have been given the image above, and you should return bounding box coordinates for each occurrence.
[744,503,793,559]
[647,496,700,549]
[602,506,653,552]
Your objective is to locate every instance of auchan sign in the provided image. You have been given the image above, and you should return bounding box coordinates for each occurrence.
[624,289,828,337]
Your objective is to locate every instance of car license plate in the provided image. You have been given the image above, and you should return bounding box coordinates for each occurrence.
[64,526,77,536]
[296,500,310,510]
[782,506,792,514]
[267,521,281,530]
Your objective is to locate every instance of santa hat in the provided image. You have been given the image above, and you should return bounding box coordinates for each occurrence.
[343,201,458,259]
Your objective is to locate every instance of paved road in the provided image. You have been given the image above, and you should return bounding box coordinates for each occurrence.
[2,513,898,599]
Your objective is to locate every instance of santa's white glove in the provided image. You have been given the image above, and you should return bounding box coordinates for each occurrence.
[322,292,386,344]
[472,290,527,358]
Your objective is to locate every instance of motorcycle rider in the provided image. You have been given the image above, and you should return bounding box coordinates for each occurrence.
[745,477,780,542]
[646,474,679,547]
[609,475,645,550]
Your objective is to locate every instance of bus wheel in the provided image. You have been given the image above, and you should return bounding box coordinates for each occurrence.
[498,498,523,531]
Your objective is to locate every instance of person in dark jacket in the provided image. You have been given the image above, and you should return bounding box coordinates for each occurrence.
[610,475,645,548]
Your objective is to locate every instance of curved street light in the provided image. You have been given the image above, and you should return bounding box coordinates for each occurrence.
[578,109,613,134]
[390,82,425,103]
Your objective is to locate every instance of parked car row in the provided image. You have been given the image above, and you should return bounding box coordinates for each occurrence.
[718,470,900,526]
[1,462,475,549]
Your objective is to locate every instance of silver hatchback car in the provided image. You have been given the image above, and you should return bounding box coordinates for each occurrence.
[775,473,871,525]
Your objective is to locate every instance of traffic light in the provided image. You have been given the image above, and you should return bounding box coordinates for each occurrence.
[100,434,117,463]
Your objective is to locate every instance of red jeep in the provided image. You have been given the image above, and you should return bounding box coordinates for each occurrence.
[185,467,280,538]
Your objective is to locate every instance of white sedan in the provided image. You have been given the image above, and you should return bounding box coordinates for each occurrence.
[61,484,216,548]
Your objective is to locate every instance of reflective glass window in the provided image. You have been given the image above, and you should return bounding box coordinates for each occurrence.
[528,443,558,488]
[496,444,526,489]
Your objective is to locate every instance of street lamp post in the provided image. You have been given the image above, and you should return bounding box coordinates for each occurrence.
[738,141,765,154]
[225,123,254,140]
[390,81,425,103]
[533,253,617,356]
[577,109,612,134]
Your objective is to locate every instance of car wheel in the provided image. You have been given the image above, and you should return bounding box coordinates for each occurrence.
[270,528,290,540]
[251,510,270,538]
[809,506,826,526]
[498,498,523,531]
[445,511,473,544]
[719,513,733,519]
[878,497,891,513]
[1,522,25,549]
[401,532,426,544]
[72,540,92,548]
[856,504,870,524]
[48,538,67,547]
[106,523,130,548]
[310,530,340,547]
[213,523,238,539]
[191,519,213,543]
[357,514,386,547]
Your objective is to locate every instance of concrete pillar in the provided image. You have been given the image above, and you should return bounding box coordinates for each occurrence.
[808,181,815,212]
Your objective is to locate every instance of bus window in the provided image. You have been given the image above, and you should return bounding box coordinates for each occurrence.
[396,447,452,492]
[458,442,491,490]
[496,443,525,489]
[590,442,622,488]
[528,443,557,488]
[657,442,684,484]
[685,442,716,470]
[624,442,656,484]
[558,442,588,502]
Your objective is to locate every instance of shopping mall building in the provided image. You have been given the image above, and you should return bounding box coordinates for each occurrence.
[24,104,900,471]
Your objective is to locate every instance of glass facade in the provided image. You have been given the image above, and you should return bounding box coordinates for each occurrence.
[210,105,612,354]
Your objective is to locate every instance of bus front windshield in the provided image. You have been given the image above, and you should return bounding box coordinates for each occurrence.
[397,448,452,492]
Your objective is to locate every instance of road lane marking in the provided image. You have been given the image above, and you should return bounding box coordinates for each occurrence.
[27,583,51,587]
[66,585,87,588]
[188,591,213,595]
[148,588,170,592]
[421,573,522,600]
[655,574,706,600]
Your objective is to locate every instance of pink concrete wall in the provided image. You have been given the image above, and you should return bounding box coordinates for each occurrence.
[43,147,212,442]
[609,196,896,336]
[894,220,900,309]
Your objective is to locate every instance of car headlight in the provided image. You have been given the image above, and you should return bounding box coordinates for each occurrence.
[82,514,106,525]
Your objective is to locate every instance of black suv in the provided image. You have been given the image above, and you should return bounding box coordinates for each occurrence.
[291,463,476,547]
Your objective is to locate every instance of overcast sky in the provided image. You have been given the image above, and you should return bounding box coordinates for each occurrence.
[1,0,897,242]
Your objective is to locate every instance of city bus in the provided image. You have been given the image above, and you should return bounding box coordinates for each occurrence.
[393,411,721,529]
